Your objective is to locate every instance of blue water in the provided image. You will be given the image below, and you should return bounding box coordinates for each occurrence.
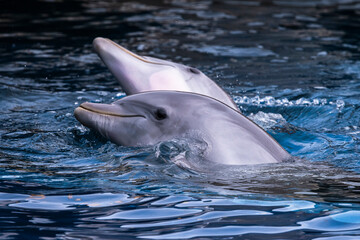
[1,0,360,239]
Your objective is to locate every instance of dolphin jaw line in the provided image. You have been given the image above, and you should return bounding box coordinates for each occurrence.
[104,38,174,67]
[78,105,145,119]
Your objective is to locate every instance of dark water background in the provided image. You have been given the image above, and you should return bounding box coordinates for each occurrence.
[1,0,360,239]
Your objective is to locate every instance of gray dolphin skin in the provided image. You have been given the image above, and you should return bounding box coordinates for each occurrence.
[93,37,239,111]
[74,91,290,165]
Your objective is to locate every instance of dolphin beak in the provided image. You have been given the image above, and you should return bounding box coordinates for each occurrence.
[75,102,145,118]
[93,37,163,65]
[93,37,174,94]
[74,102,147,146]
[92,37,187,94]
[74,102,145,129]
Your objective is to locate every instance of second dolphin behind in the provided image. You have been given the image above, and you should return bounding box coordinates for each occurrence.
[93,37,239,111]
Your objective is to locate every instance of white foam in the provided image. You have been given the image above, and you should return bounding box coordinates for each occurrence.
[248,111,287,129]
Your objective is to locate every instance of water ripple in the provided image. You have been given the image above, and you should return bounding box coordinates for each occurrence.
[99,208,202,220]
[186,44,276,57]
[8,193,152,210]
[122,210,271,229]
[176,198,315,212]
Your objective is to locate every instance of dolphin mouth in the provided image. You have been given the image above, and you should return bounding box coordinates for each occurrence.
[77,102,145,118]
[94,37,171,67]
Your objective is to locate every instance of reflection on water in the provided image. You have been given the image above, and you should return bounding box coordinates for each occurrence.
[1,0,360,239]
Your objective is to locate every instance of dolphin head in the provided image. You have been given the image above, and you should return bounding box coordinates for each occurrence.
[74,91,202,146]
[93,37,200,93]
[92,37,238,110]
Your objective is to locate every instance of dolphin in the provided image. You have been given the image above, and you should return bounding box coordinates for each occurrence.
[74,91,290,165]
[92,37,239,111]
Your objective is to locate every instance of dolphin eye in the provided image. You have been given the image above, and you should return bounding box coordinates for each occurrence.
[188,67,200,74]
[154,108,167,120]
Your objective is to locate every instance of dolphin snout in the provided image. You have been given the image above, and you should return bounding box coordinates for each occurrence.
[75,102,146,119]
[76,102,119,116]
[92,37,110,53]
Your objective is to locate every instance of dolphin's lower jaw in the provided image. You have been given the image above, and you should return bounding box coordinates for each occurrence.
[74,106,121,145]
[74,107,103,132]
[74,103,149,146]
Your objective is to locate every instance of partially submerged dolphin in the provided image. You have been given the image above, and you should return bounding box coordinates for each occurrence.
[74,91,290,165]
[93,37,239,111]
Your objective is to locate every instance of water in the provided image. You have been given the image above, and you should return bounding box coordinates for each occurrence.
[1,0,360,239]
